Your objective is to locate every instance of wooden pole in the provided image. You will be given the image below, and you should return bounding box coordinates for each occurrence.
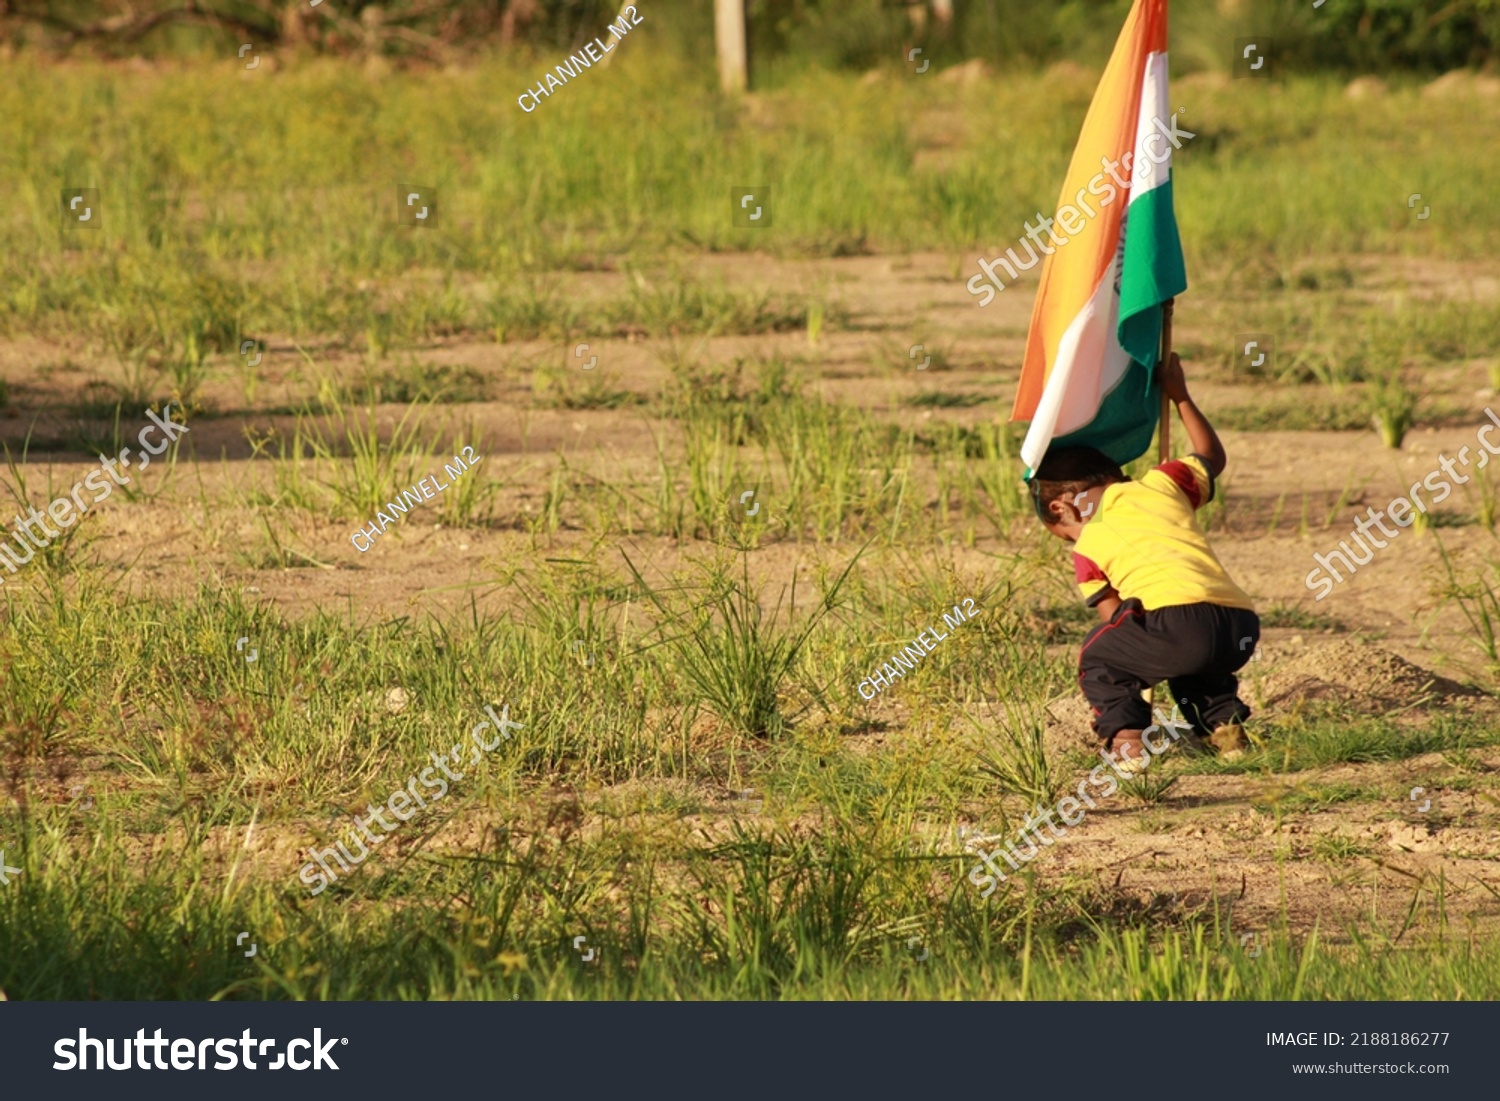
[715,0,748,93]
[1157,297,1175,463]
[1147,296,1175,715]
[596,3,626,67]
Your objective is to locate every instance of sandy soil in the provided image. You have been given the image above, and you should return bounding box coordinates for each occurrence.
[5,250,1499,938]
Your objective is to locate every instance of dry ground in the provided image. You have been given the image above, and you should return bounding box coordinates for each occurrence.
[5,250,1499,945]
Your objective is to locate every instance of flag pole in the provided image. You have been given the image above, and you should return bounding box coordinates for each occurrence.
[1147,296,1175,716]
[1157,297,1175,462]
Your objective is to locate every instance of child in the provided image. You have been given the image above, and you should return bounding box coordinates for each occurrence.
[1028,353,1259,773]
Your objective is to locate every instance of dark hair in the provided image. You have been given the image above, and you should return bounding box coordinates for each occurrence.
[1028,446,1125,524]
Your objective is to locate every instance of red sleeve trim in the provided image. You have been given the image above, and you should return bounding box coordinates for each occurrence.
[1073,553,1107,585]
[1155,459,1203,509]
[1189,453,1217,505]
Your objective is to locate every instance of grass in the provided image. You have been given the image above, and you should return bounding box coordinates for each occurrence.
[1,539,1498,1001]
[1190,716,1494,776]
[1432,537,1500,674]
[1311,833,1373,864]
[6,806,1500,1000]
[973,699,1062,809]
[4,57,1500,1004]
[622,546,860,739]
[1215,397,1371,433]
[1260,604,1344,631]
[6,58,1500,369]
[1119,768,1181,807]
[1368,365,1420,449]
[338,360,495,406]
[1257,782,1373,814]
[907,391,991,409]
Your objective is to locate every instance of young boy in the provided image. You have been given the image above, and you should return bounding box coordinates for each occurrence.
[1029,353,1259,773]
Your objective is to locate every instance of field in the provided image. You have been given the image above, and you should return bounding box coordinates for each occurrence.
[3,46,1500,1000]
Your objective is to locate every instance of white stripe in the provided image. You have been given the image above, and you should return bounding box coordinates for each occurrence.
[1128,50,1171,203]
[1020,253,1131,471]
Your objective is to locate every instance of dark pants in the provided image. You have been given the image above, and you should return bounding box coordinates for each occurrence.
[1078,599,1260,743]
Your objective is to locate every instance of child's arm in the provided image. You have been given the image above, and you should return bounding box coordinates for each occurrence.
[1094,586,1121,622]
[1159,352,1226,476]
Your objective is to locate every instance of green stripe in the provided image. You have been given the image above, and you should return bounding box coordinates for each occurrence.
[1117,174,1187,372]
[1051,360,1158,466]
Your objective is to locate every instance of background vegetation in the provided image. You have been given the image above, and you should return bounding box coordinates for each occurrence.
[2,0,1499,1003]
[6,0,1500,74]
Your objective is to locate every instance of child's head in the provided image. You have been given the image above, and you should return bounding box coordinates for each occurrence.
[1029,446,1126,537]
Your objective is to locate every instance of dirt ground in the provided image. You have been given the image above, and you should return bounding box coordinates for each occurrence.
[5,250,1500,941]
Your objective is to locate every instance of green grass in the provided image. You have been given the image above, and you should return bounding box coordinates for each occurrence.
[1311,833,1374,864]
[1256,782,1373,814]
[5,59,1500,367]
[1260,604,1344,631]
[4,793,1497,1000]
[2,556,1496,1001]
[1214,396,1372,433]
[4,56,1500,1004]
[1187,716,1495,776]
[907,391,991,409]
[622,547,860,739]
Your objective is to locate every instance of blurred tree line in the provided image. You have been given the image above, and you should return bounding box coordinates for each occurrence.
[778,0,1500,75]
[2,0,1497,72]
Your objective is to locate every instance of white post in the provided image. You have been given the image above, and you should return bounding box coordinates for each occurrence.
[715,0,748,93]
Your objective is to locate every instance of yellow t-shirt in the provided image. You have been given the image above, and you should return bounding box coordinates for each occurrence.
[1073,455,1254,612]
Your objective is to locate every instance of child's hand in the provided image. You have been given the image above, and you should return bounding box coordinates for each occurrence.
[1158,352,1190,403]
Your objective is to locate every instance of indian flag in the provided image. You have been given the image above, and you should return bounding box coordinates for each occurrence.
[1011,0,1187,473]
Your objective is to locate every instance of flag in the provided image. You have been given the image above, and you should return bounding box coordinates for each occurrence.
[1011,0,1187,473]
